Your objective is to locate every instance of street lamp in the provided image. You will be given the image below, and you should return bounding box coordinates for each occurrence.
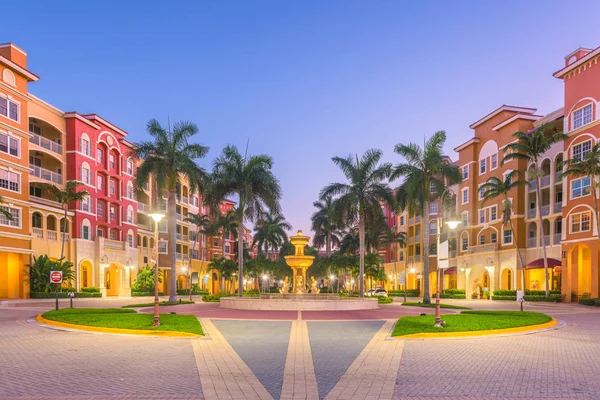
[149,212,165,326]
[262,274,268,293]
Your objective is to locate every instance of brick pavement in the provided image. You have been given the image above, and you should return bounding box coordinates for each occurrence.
[280,315,319,400]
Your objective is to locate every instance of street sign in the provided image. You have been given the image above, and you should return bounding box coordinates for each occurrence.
[50,271,63,284]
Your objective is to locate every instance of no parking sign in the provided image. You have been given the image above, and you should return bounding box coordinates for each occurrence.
[50,271,63,284]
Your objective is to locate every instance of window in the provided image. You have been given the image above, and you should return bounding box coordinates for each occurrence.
[571,211,591,233]
[110,230,117,240]
[430,202,438,214]
[97,202,104,217]
[126,159,134,175]
[110,180,116,195]
[126,183,134,199]
[127,207,134,223]
[572,141,592,161]
[571,177,591,199]
[213,238,219,247]
[479,185,485,200]
[81,224,91,240]
[491,154,498,170]
[97,175,103,190]
[80,138,90,156]
[0,96,19,122]
[80,165,91,185]
[81,197,91,213]
[0,170,20,192]
[490,206,497,221]
[461,236,468,251]
[573,104,593,129]
[429,221,437,235]
[503,229,513,244]
[225,244,230,254]
[461,212,469,227]
[399,251,404,261]
[479,159,486,174]
[0,132,19,157]
[461,188,469,204]
[478,209,486,224]
[110,206,116,221]
[0,206,20,227]
[109,154,115,170]
[192,196,199,207]
[97,228,104,238]
[479,235,485,245]
[3,69,16,86]
[127,234,134,247]
[158,240,168,254]
[429,182,436,193]
[462,165,469,180]
[97,149,103,164]
[491,232,497,243]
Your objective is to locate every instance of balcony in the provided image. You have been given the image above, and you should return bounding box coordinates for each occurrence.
[104,239,125,250]
[30,195,62,209]
[467,243,498,254]
[542,235,550,246]
[527,209,536,219]
[541,205,550,217]
[182,197,189,204]
[414,255,421,262]
[61,233,69,241]
[527,237,537,248]
[137,202,149,213]
[176,233,189,242]
[554,202,562,214]
[408,237,415,244]
[138,222,152,231]
[540,175,550,188]
[30,132,62,155]
[553,233,561,245]
[32,227,43,239]
[48,231,57,241]
[30,165,62,184]
[175,253,190,261]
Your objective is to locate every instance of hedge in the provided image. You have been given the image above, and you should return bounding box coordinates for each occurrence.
[492,294,563,302]
[80,287,101,293]
[389,289,420,297]
[440,289,466,299]
[30,292,102,299]
[131,291,165,297]
[177,289,209,295]
[492,295,517,301]
[493,290,562,296]
[579,298,599,306]
[378,297,393,304]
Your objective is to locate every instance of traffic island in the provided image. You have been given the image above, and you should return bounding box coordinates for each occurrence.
[37,308,203,337]
[392,310,556,338]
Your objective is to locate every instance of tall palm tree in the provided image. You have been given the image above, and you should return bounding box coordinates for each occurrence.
[380,227,407,294]
[311,196,340,256]
[252,213,291,256]
[480,171,529,291]
[503,124,567,297]
[560,142,600,242]
[365,212,388,253]
[391,131,461,303]
[43,181,89,260]
[0,195,12,220]
[134,119,209,302]
[320,149,393,298]
[218,209,239,259]
[339,228,360,255]
[184,212,210,263]
[210,145,282,297]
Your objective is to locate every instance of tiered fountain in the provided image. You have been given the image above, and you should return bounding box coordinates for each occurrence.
[219,231,378,311]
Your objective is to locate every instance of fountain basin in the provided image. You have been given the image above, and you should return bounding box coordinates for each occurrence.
[219,296,378,311]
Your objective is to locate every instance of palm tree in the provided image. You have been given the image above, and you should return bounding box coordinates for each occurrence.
[320,149,393,298]
[184,212,210,263]
[380,227,407,296]
[560,142,600,242]
[503,124,567,297]
[210,145,282,297]
[391,131,461,303]
[365,212,388,253]
[134,119,209,302]
[218,209,239,259]
[480,171,529,291]
[0,195,12,220]
[253,213,291,257]
[311,196,340,256]
[43,181,89,260]
[339,228,360,255]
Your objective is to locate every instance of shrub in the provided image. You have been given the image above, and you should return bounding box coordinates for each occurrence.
[523,294,563,302]
[28,255,75,293]
[131,266,163,292]
[441,289,465,295]
[131,291,165,297]
[493,290,517,296]
[177,289,190,295]
[525,290,561,296]
[492,295,517,301]
[81,287,101,293]
[30,291,102,299]
[378,297,393,304]
[202,294,224,302]
[595,300,600,307]
[579,298,598,306]
[389,289,420,297]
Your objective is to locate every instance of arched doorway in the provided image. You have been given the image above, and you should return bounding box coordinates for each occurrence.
[501,268,513,290]
[105,263,123,296]
[481,270,490,299]
[177,274,187,290]
[80,260,93,289]
[569,244,592,298]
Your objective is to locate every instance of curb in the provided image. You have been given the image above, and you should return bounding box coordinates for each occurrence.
[35,314,202,338]
[391,317,560,340]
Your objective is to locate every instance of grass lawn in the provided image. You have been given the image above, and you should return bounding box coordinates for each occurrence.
[392,310,552,337]
[122,301,195,308]
[401,302,471,310]
[42,308,203,335]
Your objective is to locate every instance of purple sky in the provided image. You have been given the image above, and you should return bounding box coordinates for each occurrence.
[6,0,600,237]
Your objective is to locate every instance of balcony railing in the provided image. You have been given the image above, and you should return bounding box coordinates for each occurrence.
[528,179,537,190]
[30,195,62,209]
[554,202,562,214]
[409,218,414,225]
[553,233,561,245]
[527,209,536,219]
[61,233,69,241]
[104,239,125,250]
[541,205,550,217]
[467,243,498,254]
[414,255,421,262]
[542,235,550,246]
[527,237,537,248]
[139,222,151,231]
[175,253,190,261]
[541,175,550,188]
[176,233,189,242]
[137,202,149,213]
[30,164,62,184]
[32,227,43,239]
[182,197,189,204]
[449,250,457,259]
[47,231,57,241]
[29,132,62,155]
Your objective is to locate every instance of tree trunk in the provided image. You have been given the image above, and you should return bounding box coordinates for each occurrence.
[535,176,550,297]
[593,176,600,246]
[326,231,331,257]
[238,202,244,298]
[222,228,227,259]
[422,200,431,303]
[60,206,67,260]
[358,213,365,298]
[168,189,178,302]
[508,217,526,292]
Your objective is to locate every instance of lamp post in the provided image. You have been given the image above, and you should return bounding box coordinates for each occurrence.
[485,258,494,301]
[434,190,461,328]
[262,274,268,293]
[149,212,165,326]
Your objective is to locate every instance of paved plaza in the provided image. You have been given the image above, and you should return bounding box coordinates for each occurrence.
[1,299,600,400]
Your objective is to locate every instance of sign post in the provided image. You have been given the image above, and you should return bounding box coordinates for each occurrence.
[50,271,63,311]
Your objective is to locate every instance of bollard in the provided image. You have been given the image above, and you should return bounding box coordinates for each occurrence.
[68,291,75,308]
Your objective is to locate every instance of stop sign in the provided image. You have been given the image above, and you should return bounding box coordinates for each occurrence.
[50,271,63,284]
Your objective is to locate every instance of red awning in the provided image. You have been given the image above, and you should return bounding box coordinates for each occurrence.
[525,258,561,269]
[443,267,457,275]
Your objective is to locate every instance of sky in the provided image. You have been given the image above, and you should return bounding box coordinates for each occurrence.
[5,0,600,237]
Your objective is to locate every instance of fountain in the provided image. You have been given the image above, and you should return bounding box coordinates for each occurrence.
[219,230,378,311]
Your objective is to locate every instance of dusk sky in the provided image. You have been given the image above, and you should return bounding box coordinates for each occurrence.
[6,1,600,237]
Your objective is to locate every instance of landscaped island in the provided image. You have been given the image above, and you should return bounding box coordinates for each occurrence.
[392,310,552,337]
[41,308,203,336]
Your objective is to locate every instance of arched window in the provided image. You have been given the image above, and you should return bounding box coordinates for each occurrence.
[47,215,57,231]
[460,231,469,252]
[32,212,43,229]
[126,158,134,175]
[81,219,91,240]
[127,205,134,223]
[127,229,134,247]
[126,182,134,199]
[2,69,16,86]
[80,133,91,156]
[80,162,91,185]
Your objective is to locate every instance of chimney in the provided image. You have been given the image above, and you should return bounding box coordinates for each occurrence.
[565,47,593,67]
[0,43,27,69]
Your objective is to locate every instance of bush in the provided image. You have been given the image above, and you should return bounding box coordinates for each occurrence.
[525,290,561,296]
[389,289,420,297]
[493,290,517,296]
[131,291,165,297]
[492,296,517,301]
[202,293,226,302]
[378,297,393,304]
[28,255,75,293]
[523,294,563,302]
[579,298,598,306]
[81,287,101,293]
[131,266,163,292]
[177,289,190,295]
[30,291,102,299]
[595,300,600,307]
